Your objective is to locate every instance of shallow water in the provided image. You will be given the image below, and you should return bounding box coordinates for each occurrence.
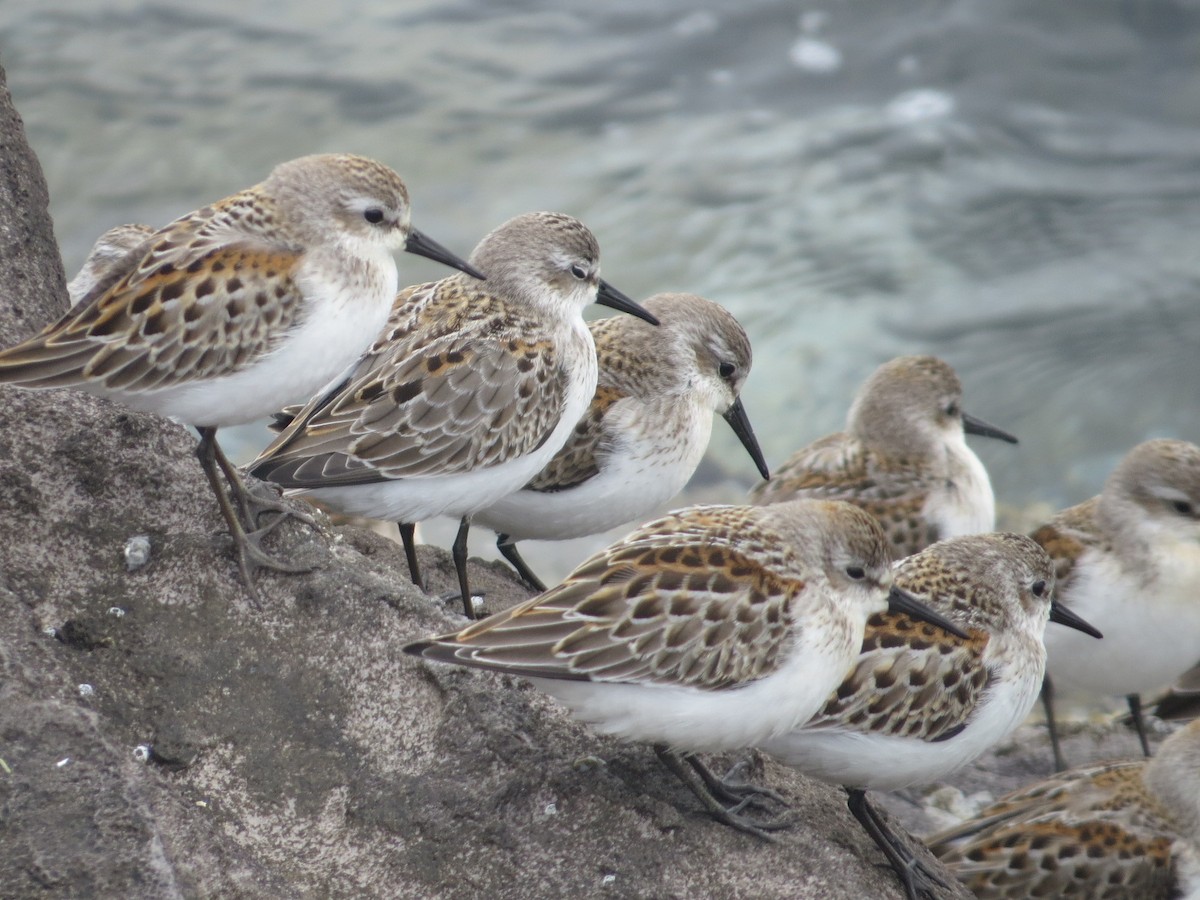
[3,0,1199,579]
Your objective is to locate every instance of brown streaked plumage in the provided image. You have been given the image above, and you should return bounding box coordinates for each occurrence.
[524,384,628,492]
[0,153,480,603]
[750,355,1016,559]
[929,719,1200,899]
[406,499,967,839]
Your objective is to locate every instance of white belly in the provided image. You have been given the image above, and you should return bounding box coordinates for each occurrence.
[533,604,866,752]
[474,402,711,541]
[761,661,1041,790]
[1045,545,1200,698]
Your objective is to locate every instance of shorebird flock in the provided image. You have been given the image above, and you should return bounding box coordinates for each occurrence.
[2,153,1197,899]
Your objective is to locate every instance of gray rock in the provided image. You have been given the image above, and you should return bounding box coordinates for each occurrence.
[0,58,968,899]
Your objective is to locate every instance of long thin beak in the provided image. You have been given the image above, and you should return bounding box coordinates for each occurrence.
[596,280,660,326]
[405,228,486,281]
[721,398,770,480]
[1049,600,1103,639]
[887,586,970,640]
[962,412,1018,445]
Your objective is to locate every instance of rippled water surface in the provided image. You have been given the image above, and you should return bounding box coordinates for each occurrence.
[3,0,1199,576]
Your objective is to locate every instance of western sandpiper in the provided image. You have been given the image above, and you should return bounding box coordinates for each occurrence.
[250,211,658,617]
[405,499,968,838]
[473,292,770,591]
[760,532,1101,899]
[929,718,1200,899]
[0,153,481,603]
[1033,438,1200,769]
[750,355,1017,559]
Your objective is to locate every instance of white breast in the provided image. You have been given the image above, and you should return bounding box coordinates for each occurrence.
[297,319,599,524]
[473,397,713,541]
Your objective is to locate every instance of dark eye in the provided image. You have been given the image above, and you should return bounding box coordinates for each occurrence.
[718,361,737,379]
[363,208,385,225]
[1031,580,1046,598]
[569,264,588,280]
[845,566,866,580]
[1172,499,1194,516]
[945,401,961,417]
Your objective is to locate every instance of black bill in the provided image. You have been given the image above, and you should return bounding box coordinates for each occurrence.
[1049,600,1103,639]
[962,411,1018,445]
[405,228,487,281]
[887,586,970,640]
[722,397,770,480]
[596,279,660,326]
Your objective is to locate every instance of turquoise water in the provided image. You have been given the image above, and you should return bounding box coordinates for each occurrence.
[3,0,1199,578]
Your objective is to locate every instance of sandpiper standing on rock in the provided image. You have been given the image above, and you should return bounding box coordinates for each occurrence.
[750,355,1017,558]
[0,153,482,603]
[250,211,658,617]
[759,532,1101,899]
[1033,438,1200,769]
[405,499,968,838]
[474,292,770,591]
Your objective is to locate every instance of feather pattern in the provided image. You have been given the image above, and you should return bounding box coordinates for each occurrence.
[929,720,1200,898]
[250,277,570,488]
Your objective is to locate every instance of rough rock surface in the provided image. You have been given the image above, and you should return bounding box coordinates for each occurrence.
[0,59,981,899]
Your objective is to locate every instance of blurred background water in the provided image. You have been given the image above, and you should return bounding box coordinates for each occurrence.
[3,0,1199,582]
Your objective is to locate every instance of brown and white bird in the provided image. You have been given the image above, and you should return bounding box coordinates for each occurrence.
[473,292,770,591]
[405,499,967,838]
[250,211,658,616]
[1033,438,1200,769]
[0,153,481,602]
[750,355,1017,559]
[929,719,1200,900]
[759,532,1101,900]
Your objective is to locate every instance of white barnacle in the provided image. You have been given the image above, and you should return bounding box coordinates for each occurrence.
[78,683,94,698]
[133,744,152,763]
[107,606,126,618]
[124,534,152,571]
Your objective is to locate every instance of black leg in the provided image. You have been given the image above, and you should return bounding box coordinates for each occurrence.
[844,788,951,900]
[496,534,547,592]
[683,753,789,808]
[1041,676,1068,772]
[1127,693,1153,757]
[211,435,316,531]
[398,522,424,590]
[452,517,475,618]
[194,427,314,606]
[653,746,792,841]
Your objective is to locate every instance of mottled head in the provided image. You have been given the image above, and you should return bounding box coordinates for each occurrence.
[895,533,1058,644]
[68,223,155,306]
[1142,719,1200,839]
[262,153,413,253]
[466,211,654,322]
[591,293,769,478]
[1101,439,1200,547]
[469,211,601,311]
[847,356,1016,457]
[594,293,752,405]
[762,499,897,611]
